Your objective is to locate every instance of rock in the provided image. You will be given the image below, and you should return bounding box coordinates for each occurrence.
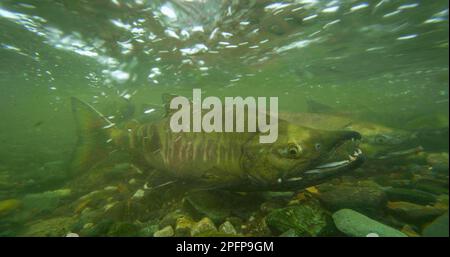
[219,221,237,235]
[27,161,70,190]
[385,188,437,205]
[266,202,335,237]
[244,215,272,237]
[317,184,387,217]
[191,217,217,237]
[260,201,285,213]
[104,201,118,212]
[426,152,449,174]
[107,222,140,236]
[422,212,449,237]
[73,198,92,214]
[413,178,448,195]
[332,209,407,237]
[0,199,21,216]
[80,219,114,236]
[387,180,413,188]
[83,223,94,230]
[435,194,449,209]
[138,224,159,237]
[78,207,103,225]
[262,192,294,200]
[183,191,231,222]
[401,225,420,237]
[387,201,446,225]
[184,191,263,223]
[132,189,145,199]
[103,186,118,191]
[105,163,134,179]
[191,231,239,237]
[154,225,174,237]
[22,217,77,236]
[279,229,297,237]
[49,188,72,197]
[175,216,195,237]
[102,200,150,222]
[23,189,71,215]
[225,217,244,233]
[76,190,103,204]
[159,210,186,228]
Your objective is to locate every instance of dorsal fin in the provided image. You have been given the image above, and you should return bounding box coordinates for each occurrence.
[162,93,180,117]
[162,93,194,117]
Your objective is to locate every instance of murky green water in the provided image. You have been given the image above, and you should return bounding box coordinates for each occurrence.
[0,0,448,237]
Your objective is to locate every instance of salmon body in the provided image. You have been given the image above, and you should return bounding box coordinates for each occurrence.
[70,97,364,191]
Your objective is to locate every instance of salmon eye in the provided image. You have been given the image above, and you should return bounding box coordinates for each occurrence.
[289,148,298,155]
[315,143,322,151]
[287,144,301,158]
[278,144,302,158]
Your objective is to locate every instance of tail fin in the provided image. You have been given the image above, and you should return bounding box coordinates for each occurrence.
[70,97,115,175]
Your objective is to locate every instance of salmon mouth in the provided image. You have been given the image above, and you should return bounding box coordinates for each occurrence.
[266,146,365,191]
[301,148,364,176]
[280,132,365,187]
[302,131,364,175]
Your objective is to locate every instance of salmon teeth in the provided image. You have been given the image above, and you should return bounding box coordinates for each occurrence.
[287,176,303,182]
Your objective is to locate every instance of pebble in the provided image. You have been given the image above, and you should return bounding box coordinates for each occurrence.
[132,189,145,199]
[0,199,21,215]
[83,223,94,230]
[191,217,217,237]
[104,186,118,191]
[317,184,387,217]
[153,226,174,237]
[332,209,407,237]
[104,202,118,211]
[175,217,195,237]
[385,188,437,205]
[387,201,446,224]
[266,203,334,236]
[219,221,237,235]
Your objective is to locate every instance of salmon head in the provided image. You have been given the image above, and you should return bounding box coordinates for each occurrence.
[239,120,364,191]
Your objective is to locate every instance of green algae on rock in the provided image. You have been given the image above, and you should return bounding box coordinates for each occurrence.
[191,217,217,237]
[317,184,387,217]
[154,225,174,237]
[387,201,446,225]
[266,202,335,237]
[21,217,77,237]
